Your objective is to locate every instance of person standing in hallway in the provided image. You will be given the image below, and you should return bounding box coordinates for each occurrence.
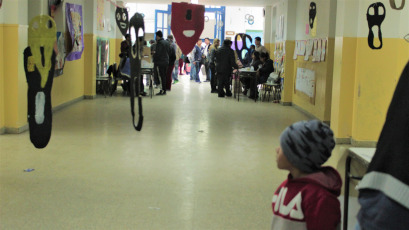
[208,38,220,93]
[170,37,182,84]
[153,30,170,95]
[271,120,341,230]
[165,35,177,91]
[150,39,160,88]
[215,39,238,97]
[190,39,203,83]
[202,37,211,82]
[254,37,268,55]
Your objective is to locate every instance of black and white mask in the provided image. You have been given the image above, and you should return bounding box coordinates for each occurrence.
[115,7,129,37]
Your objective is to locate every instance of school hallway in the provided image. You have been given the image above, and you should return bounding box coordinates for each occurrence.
[0,75,358,230]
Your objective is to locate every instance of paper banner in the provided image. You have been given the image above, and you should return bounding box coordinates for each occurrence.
[55,32,66,77]
[312,39,318,62]
[65,3,84,61]
[293,41,298,59]
[171,2,205,55]
[97,0,105,31]
[321,39,327,62]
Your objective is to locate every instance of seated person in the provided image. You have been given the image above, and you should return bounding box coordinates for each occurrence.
[249,52,274,99]
[243,45,255,67]
[241,51,262,95]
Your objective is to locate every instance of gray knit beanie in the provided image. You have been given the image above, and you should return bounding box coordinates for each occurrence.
[280,120,335,173]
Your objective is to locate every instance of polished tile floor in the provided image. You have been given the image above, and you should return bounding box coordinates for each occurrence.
[0,75,357,229]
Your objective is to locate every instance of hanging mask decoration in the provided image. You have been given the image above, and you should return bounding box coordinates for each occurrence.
[367,2,385,50]
[23,15,57,148]
[389,0,405,10]
[171,2,205,55]
[0,0,3,9]
[309,2,317,29]
[234,33,253,64]
[115,7,129,37]
[128,13,144,131]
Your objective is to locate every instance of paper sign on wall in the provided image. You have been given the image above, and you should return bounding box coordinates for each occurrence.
[321,39,327,62]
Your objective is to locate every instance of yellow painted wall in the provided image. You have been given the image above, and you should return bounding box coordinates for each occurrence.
[352,38,409,141]
[52,58,85,107]
[331,37,357,139]
[292,38,335,122]
[3,24,28,129]
[83,34,97,97]
[282,40,295,103]
[115,38,122,66]
[109,38,117,67]
[0,24,4,129]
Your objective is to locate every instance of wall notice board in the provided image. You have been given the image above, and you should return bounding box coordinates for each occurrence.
[295,67,316,104]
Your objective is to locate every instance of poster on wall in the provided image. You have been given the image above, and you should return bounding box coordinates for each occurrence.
[55,32,66,76]
[65,3,84,61]
[97,0,105,31]
[295,67,316,104]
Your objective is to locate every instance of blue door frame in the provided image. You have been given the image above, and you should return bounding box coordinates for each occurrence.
[155,5,225,42]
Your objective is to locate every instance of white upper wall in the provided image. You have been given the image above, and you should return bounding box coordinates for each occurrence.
[0,0,28,25]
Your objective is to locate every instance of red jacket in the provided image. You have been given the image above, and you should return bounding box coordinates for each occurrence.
[271,166,342,230]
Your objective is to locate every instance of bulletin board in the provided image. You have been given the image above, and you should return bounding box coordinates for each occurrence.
[295,67,316,104]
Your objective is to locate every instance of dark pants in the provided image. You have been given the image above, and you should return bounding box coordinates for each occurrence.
[153,63,160,85]
[157,63,168,92]
[210,64,217,91]
[240,77,251,91]
[166,64,174,91]
[178,59,184,74]
[249,75,267,97]
[204,61,210,81]
[217,72,231,96]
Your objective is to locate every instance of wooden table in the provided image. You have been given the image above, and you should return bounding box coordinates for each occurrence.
[343,147,375,230]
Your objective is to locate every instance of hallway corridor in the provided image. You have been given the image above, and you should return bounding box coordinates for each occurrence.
[1,76,336,229]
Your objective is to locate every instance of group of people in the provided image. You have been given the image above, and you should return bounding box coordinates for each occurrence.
[119,32,276,100]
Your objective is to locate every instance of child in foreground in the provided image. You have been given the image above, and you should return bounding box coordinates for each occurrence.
[271,120,342,230]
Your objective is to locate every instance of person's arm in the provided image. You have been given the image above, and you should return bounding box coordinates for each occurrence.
[304,193,341,230]
[230,50,239,70]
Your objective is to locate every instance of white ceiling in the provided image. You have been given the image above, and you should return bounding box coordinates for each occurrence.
[123,0,276,7]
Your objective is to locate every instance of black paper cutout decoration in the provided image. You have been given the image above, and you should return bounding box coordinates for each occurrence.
[367,2,385,50]
[24,15,57,148]
[309,2,317,29]
[405,34,409,42]
[234,33,253,64]
[128,13,144,131]
[171,2,205,55]
[115,7,129,37]
[390,0,405,10]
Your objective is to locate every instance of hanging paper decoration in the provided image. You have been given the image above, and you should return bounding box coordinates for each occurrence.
[97,0,105,31]
[309,2,317,37]
[171,2,205,55]
[55,31,66,76]
[0,0,3,9]
[389,0,405,10]
[48,0,63,18]
[65,3,84,61]
[367,2,385,50]
[23,15,57,148]
[115,7,129,37]
[234,33,253,64]
[129,13,145,131]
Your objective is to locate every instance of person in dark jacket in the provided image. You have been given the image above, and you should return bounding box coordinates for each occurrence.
[241,51,261,95]
[243,45,255,67]
[165,35,177,91]
[153,30,170,95]
[149,39,160,87]
[215,39,239,97]
[249,52,274,99]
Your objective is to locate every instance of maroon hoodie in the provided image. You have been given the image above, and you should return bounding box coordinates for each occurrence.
[271,166,342,230]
